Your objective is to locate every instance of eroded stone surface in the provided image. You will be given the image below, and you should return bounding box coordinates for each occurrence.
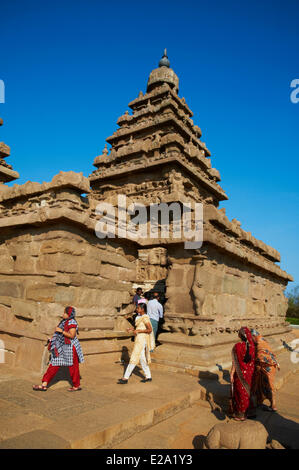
[206,420,268,449]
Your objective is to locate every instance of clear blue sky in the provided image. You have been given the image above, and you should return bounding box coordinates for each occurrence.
[1,0,298,292]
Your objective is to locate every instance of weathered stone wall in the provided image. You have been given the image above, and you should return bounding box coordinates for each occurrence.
[153,242,292,372]
[0,222,137,371]
[165,245,288,323]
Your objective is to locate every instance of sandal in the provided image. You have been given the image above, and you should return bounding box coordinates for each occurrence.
[232,415,245,421]
[118,379,128,384]
[262,405,277,412]
[33,385,47,391]
[67,387,82,392]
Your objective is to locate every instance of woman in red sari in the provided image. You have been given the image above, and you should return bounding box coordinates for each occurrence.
[230,327,255,421]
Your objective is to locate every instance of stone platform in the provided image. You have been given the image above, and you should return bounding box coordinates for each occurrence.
[151,329,296,379]
[0,344,298,449]
[0,358,204,449]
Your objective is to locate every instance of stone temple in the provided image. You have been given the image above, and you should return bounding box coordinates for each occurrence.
[0,51,293,375]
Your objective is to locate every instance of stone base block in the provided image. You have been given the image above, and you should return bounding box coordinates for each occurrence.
[83,351,120,367]
[79,317,114,330]
[15,337,45,372]
[153,329,297,375]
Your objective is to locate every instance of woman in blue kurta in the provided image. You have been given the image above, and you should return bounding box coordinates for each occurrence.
[33,306,84,391]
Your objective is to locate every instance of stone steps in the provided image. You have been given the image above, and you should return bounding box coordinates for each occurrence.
[0,361,206,449]
[115,401,221,449]
[116,369,299,450]
[0,348,298,449]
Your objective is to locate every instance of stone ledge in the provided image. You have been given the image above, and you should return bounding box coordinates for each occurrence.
[204,204,281,263]
[0,322,133,344]
[0,321,46,342]
[0,171,90,203]
[0,164,19,182]
[90,151,226,199]
[0,142,10,157]
[79,330,133,340]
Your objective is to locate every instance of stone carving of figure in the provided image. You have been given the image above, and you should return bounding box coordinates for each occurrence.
[191,260,206,316]
[168,169,184,194]
[192,280,206,316]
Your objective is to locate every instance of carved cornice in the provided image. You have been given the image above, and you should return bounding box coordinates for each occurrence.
[0,142,10,158]
[0,164,20,184]
[90,152,228,201]
[0,171,90,203]
[128,84,193,117]
[204,204,280,262]
[106,109,210,157]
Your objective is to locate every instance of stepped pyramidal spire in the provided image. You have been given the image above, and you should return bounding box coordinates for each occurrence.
[90,52,226,207]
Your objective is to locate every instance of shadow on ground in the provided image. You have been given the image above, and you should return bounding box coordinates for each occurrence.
[46,368,74,388]
[192,434,206,449]
[252,407,299,449]
[198,368,230,421]
[117,346,147,379]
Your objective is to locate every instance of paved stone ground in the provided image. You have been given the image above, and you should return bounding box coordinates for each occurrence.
[116,372,299,449]
[0,358,204,449]
[0,341,298,449]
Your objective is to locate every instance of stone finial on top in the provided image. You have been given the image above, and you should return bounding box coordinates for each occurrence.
[159,48,170,68]
[147,49,179,93]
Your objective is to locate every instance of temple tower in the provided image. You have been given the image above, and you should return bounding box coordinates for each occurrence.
[89,51,293,371]
[89,50,228,296]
